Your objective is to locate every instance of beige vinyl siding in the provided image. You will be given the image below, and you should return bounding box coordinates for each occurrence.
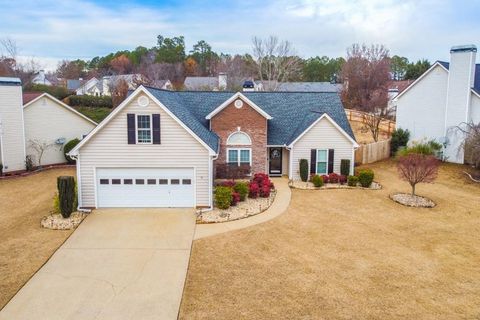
[0,85,25,172]
[23,96,96,166]
[290,117,355,180]
[78,93,211,207]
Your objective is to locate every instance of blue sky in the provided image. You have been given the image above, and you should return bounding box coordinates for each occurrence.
[1,0,479,70]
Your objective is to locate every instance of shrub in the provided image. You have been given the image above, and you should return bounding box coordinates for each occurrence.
[390,128,410,155]
[0,163,3,176]
[311,174,324,187]
[215,186,232,209]
[347,175,359,187]
[53,193,60,213]
[328,173,339,183]
[299,159,309,182]
[27,84,70,100]
[234,182,249,201]
[57,176,76,218]
[66,95,113,108]
[340,159,351,176]
[216,163,250,179]
[339,175,347,185]
[25,155,35,171]
[260,184,271,197]
[358,169,374,187]
[397,139,442,157]
[231,192,240,206]
[248,182,260,198]
[219,180,235,188]
[252,173,273,190]
[321,174,329,183]
[64,138,80,164]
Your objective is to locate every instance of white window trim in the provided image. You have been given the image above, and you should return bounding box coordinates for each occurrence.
[226,148,252,166]
[315,149,328,175]
[226,131,252,146]
[136,114,153,144]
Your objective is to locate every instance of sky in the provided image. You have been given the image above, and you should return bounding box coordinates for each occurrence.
[1,0,479,71]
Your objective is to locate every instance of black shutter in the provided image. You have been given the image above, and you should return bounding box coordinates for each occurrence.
[328,149,334,173]
[152,114,161,144]
[310,149,316,174]
[127,113,136,144]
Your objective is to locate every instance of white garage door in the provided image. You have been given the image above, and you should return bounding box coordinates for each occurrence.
[96,168,194,208]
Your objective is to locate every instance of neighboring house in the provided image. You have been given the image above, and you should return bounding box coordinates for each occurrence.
[150,79,173,91]
[0,77,26,173]
[75,77,98,95]
[69,86,358,209]
[23,93,97,166]
[265,81,342,92]
[66,79,86,92]
[31,70,52,86]
[394,44,480,164]
[76,74,147,96]
[184,73,227,91]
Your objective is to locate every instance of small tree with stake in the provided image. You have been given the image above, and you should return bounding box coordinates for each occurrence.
[397,154,439,196]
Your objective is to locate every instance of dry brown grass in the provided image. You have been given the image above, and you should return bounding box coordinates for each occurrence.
[180,160,480,319]
[0,168,76,309]
[350,120,391,144]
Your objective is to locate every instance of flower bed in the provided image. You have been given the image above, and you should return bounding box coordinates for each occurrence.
[290,170,381,190]
[289,180,381,190]
[41,212,88,230]
[197,172,276,223]
[390,193,435,208]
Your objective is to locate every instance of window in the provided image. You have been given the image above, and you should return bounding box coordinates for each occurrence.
[182,179,191,185]
[137,115,152,143]
[124,179,133,185]
[112,179,121,185]
[159,179,168,185]
[100,179,109,185]
[171,179,180,185]
[135,179,145,185]
[227,131,251,145]
[227,148,251,166]
[147,179,156,185]
[316,149,328,175]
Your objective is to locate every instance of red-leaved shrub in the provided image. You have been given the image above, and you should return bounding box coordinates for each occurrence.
[338,175,347,185]
[248,182,259,198]
[321,175,329,183]
[328,173,339,183]
[219,180,235,188]
[260,185,271,198]
[231,192,240,206]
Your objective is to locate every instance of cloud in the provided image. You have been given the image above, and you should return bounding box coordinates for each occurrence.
[0,0,479,71]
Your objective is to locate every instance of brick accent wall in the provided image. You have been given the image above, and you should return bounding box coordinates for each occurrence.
[210,98,268,174]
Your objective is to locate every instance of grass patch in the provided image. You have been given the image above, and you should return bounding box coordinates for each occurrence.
[74,106,112,123]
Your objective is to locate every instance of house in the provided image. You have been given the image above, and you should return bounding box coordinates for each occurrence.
[75,77,98,95]
[69,86,358,209]
[184,73,227,91]
[31,70,52,86]
[66,79,86,92]
[262,81,342,92]
[394,45,480,164]
[23,93,97,166]
[0,77,26,173]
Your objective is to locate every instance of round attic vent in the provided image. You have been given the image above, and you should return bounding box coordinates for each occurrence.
[138,96,149,107]
[234,99,243,109]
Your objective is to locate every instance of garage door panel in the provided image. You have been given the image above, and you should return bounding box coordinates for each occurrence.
[96,168,194,208]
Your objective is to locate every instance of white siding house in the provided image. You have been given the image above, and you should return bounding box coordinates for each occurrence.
[0,77,26,173]
[23,93,97,166]
[395,45,480,164]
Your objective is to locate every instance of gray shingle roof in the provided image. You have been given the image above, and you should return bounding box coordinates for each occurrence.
[0,77,21,86]
[276,82,342,92]
[183,77,218,90]
[437,61,480,92]
[145,88,355,152]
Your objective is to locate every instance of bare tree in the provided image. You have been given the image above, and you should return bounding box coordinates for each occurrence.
[29,139,56,168]
[397,154,439,195]
[0,37,40,85]
[457,122,480,169]
[252,35,301,91]
[341,44,392,141]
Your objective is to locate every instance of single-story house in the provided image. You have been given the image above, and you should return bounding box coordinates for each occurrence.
[23,93,97,166]
[69,86,358,209]
[394,44,480,164]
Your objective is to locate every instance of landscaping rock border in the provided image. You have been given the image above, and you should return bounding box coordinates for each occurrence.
[390,193,436,208]
[197,190,276,223]
[289,180,382,190]
[41,212,88,230]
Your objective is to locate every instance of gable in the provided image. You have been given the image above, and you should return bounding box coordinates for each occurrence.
[209,96,268,123]
[205,92,272,120]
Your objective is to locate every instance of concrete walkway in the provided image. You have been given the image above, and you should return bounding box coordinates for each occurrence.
[194,177,291,239]
[0,209,196,320]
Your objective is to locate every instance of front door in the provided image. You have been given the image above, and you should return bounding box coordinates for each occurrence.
[269,147,282,175]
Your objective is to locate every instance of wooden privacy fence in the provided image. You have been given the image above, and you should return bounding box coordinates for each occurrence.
[355,139,391,165]
[345,109,396,135]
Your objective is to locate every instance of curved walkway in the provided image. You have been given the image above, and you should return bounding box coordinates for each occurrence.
[194,177,291,240]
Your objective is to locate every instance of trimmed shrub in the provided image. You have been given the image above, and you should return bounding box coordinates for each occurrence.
[219,180,235,188]
[231,192,240,206]
[215,186,232,209]
[347,175,359,187]
[57,176,76,218]
[260,184,271,197]
[358,169,374,187]
[248,182,260,198]
[66,95,113,108]
[234,182,249,201]
[328,173,340,183]
[0,163,3,176]
[216,163,250,179]
[25,155,35,171]
[311,174,324,187]
[299,159,309,182]
[64,138,80,164]
[340,159,351,176]
[390,128,410,155]
[53,193,60,213]
[339,175,347,185]
[28,84,70,100]
[321,174,329,183]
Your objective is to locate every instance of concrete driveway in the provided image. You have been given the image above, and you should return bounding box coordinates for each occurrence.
[0,208,196,320]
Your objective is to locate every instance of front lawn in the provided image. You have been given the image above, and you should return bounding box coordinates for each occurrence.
[179,160,480,319]
[0,168,76,309]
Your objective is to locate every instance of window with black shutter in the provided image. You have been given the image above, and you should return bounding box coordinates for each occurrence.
[152,114,161,144]
[127,113,136,144]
